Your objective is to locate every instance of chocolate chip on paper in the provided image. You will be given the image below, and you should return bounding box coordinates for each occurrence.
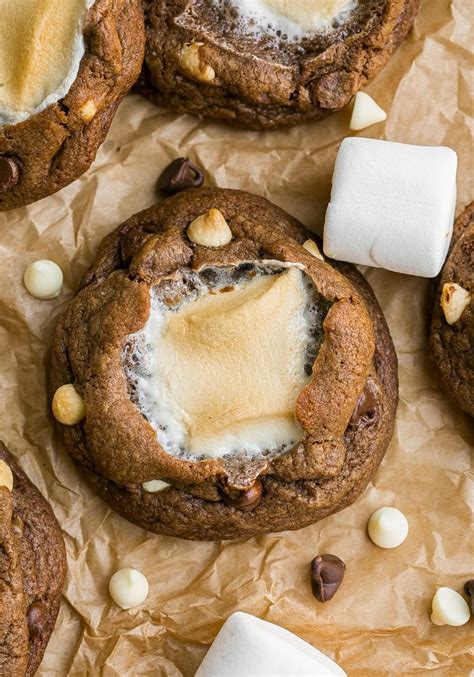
[157,157,204,195]
[0,156,20,192]
[310,554,346,602]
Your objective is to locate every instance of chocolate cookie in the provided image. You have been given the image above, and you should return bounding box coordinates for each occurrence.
[50,187,398,540]
[0,443,66,675]
[0,0,145,211]
[138,0,418,129]
[429,203,473,417]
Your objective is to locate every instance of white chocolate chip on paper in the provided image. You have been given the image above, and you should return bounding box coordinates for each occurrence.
[431,587,470,626]
[367,507,408,549]
[349,92,387,131]
[23,259,63,300]
[109,568,149,610]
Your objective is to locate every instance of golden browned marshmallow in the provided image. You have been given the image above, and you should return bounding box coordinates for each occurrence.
[0,0,94,124]
[141,267,310,458]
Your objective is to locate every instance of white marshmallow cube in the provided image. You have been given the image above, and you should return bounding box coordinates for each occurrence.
[195,612,346,677]
[323,138,457,277]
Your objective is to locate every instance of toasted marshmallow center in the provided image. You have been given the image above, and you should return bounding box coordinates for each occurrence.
[127,264,318,460]
[0,0,95,125]
[218,0,357,39]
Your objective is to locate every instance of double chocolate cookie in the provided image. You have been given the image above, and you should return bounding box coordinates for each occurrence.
[430,203,473,417]
[139,0,418,129]
[0,443,66,675]
[0,0,145,211]
[51,187,398,540]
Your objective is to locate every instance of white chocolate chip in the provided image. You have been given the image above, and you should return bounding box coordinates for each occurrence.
[367,507,408,549]
[440,282,471,325]
[187,208,232,247]
[349,92,387,131]
[79,99,97,122]
[179,42,215,83]
[52,384,86,425]
[142,479,170,493]
[109,568,149,610]
[23,260,63,300]
[431,587,470,627]
[303,239,324,261]
[0,460,13,492]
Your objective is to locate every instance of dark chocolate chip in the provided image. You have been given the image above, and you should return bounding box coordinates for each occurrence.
[220,479,263,512]
[310,554,346,602]
[27,601,48,640]
[0,156,20,192]
[350,382,377,426]
[464,580,474,615]
[157,157,204,195]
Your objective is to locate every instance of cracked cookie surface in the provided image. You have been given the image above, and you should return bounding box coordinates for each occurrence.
[139,0,418,129]
[0,443,66,676]
[51,187,398,540]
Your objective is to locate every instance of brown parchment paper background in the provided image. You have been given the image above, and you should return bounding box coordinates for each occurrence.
[0,0,473,674]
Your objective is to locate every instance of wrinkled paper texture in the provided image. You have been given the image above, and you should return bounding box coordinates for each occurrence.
[0,0,472,674]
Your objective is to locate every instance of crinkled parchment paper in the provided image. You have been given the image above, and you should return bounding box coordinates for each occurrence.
[0,0,473,674]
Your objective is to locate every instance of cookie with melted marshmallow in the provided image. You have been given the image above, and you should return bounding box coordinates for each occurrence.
[139,0,418,129]
[0,0,144,211]
[50,187,398,540]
